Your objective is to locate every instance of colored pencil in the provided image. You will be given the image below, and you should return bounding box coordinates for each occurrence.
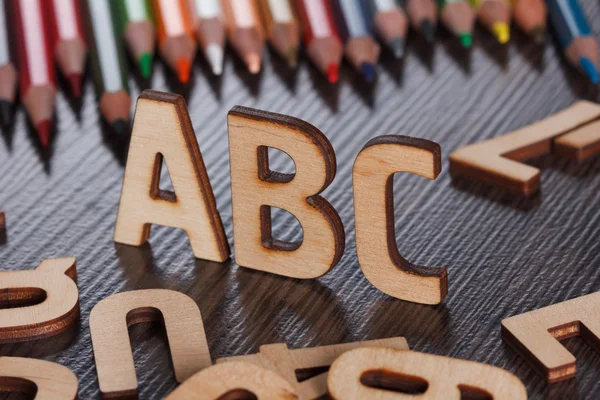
[332,0,380,82]
[82,0,131,137]
[548,0,599,84]
[117,0,155,79]
[47,0,86,98]
[362,0,408,58]
[152,0,196,83]
[406,0,437,43]
[192,0,225,75]
[0,0,16,127]
[12,0,56,147]
[512,0,546,43]
[438,0,475,48]
[259,0,299,67]
[295,0,343,83]
[222,0,265,74]
[471,0,511,44]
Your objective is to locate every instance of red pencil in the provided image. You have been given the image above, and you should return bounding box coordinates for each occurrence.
[295,0,343,83]
[12,0,56,148]
[47,0,87,98]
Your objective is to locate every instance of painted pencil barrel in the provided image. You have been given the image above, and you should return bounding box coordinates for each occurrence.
[547,0,590,47]
[332,0,371,39]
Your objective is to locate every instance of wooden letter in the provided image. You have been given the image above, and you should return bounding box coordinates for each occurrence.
[0,258,79,343]
[449,101,600,196]
[114,90,230,262]
[328,348,527,399]
[353,136,447,305]
[166,362,298,400]
[0,357,78,399]
[89,289,211,398]
[227,107,345,278]
[218,337,408,399]
[502,291,600,383]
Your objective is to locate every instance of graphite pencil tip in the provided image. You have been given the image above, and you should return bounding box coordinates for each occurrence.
[246,53,262,74]
[492,23,510,44]
[111,119,130,138]
[286,48,299,68]
[327,64,339,83]
[68,74,83,98]
[420,19,435,43]
[0,99,13,127]
[36,120,51,148]
[529,26,546,44]
[459,33,473,48]
[176,58,192,83]
[205,44,224,75]
[360,62,376,82]
[389,37,405,59]
[579,57,599,84]
[139,53,153,79]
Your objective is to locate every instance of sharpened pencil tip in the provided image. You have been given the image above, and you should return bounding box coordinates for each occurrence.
[176,58,192,83]
[139,53,153,79]
[389,37,405,59]
[420,19,435,43]
[286,48,298,68]
[246,53,262,74]
[492,23,510,44]
[327,64,339,83]
[68,74,83,98]
[459,33,472,48]
[111,119,130,138]
[529,26,546,44]
[36,120,51,148]
[0,99,13,127]
[579,57,599,84]
[205,44,224,75]
[360,62,376,82]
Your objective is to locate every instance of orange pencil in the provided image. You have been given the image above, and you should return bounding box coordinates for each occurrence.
[222,0,265,74]
[151,0,196,83]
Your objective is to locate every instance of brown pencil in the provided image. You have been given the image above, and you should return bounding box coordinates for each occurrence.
[473,0,512,44]
[406,0,437,43]
[47,0,87,97]
[222,0,265,74]
[259,0,299,67]
[512,0,546,42]
[192,0,225,75]
[0,0,17,127]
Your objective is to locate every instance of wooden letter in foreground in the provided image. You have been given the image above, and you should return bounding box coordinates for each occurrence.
[166,362,298,400]
[0,258,79,343]
[502,291,600,383]
[0,357,78,399]
[114,90,230,262]
[89,289,211,398]
[353,136,447,305]
[218,336,408,399]
[228,106,345,278]
[328,348,527,399]
[449,101,600,196]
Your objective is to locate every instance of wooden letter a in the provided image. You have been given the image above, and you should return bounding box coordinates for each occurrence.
[114,90,230,262]
[228,107,345,279]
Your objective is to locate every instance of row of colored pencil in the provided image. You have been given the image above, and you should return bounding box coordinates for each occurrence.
[0,0,598,148]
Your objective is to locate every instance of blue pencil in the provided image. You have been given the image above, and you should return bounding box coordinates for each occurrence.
[548,0,599,84]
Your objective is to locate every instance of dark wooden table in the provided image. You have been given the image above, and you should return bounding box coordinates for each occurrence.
[1,2,600,398]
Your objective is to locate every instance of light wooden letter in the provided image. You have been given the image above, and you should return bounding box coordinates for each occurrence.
[89,289,211,398]
[0,357,78,399]
[218,337,408,399]
[166,362,298,400]
[114,90,230,263]
[328,348,527,399]
[502,291,600,383]
[227,106,345,279]
[449,101,600,196]
[0,258,79,343]
[353,136,447,305]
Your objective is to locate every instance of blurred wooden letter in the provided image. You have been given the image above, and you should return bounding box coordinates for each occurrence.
[0,357,78,399]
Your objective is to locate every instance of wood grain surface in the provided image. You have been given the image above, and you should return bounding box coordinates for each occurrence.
[0,1,600,398]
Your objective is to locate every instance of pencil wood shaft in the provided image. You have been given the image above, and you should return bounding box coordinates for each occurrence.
[222,0,265,74]
[259,0,299,66]
[362,0,408,58]
[193,0,225,74]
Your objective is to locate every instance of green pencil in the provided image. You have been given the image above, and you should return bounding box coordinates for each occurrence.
[116,0,156,78]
